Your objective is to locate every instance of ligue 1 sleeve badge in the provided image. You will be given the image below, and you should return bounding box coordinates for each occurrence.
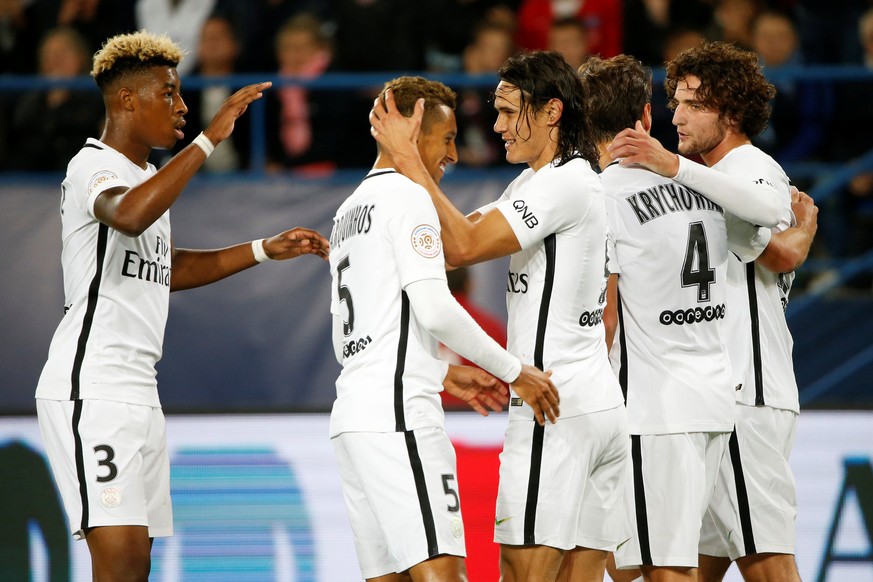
[411,224,441,259]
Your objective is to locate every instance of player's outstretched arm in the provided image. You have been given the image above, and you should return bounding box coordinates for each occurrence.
[369,90,521,266]
[606,121,782,227]
[443,365,509,416]
[170,226,329,291]
[758,188,818,273]
[511,365,559,426]
[95,82,272,237]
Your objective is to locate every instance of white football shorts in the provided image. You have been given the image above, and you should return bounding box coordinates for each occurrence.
[699,403,798,559]
[615,431,729,569]
[36,398,173,540]
[332,426,466,579]
[494,404,630,551]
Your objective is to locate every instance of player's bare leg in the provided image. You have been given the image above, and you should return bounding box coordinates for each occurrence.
[698,554,732,582]
[368,572,412,582]
[640,565,697,582]
[500,544,564,582]
[554,546,609,582]
[604,552,643,582]
[735,553,801,582]
[85,525,152,582]
[367,555,467,582]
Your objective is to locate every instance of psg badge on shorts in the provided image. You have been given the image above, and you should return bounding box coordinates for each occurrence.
[451,517,463,538]
[101,487,122,508]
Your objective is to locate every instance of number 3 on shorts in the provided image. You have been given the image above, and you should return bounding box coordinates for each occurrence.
[94,444,118,483]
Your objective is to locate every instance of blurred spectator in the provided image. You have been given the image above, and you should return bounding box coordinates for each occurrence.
[515,0,622,58]
[438,267,508,410]
[547,16,589,69]
[662,24,708,62]
[331,0,425,72]
[0,0,40,73]
[266,13,360,172]
[6,26,102,171]
[623,0,715,66]
[456,20,516,168]
[796,0,867,65]
[134,0,216,76]
[174,15,249,172]
[751,9,831,164]
[818,6,873,263]
[212,0,331,72]
[713,0,762,49]
[28,0,135,57]
[422,0,520,72]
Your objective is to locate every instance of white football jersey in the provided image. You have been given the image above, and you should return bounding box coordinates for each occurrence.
[329,169,451,436]
[716,145,798,413]
[603,162,734,434]
[36,139,169,407]
[481,158,623,420]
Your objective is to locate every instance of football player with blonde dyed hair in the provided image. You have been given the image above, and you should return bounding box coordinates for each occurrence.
[35,30,328,580]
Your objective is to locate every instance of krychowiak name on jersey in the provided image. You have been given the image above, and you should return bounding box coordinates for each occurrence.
[716,144,798,413]
[477,157,624,421]
[36,138,169,408]
[328,169,461,436]
[604,162,735,435]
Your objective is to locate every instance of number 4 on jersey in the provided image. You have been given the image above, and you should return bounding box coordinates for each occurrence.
[682,222,715,302]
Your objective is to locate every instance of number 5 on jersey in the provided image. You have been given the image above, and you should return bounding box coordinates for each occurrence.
[337,255,354,336]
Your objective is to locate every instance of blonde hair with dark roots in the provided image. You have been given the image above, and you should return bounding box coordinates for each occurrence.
[91,30,184,90]
[378,76,457,132]
[665,41,776,137]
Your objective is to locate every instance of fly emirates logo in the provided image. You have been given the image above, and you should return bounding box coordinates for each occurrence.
[121,235,171,287]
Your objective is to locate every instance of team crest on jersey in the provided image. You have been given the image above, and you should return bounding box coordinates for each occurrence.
[87,170,119,195]
[411,224,441,258]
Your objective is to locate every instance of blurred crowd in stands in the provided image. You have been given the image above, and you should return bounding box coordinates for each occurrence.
[0,0,872,262]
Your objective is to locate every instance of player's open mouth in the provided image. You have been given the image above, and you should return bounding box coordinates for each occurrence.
[175,120,186,140]
[504,139,515,150]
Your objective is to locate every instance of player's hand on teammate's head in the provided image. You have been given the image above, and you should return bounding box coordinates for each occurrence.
[607,120,679,177]
[368,88,423,154]
[443,364,508,416]
[263,227,330,261]
[203,81,272,145]
[512,365,559,426]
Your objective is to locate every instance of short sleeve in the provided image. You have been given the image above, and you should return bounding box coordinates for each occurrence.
[75,167,131,218]
[494,170,589,250]
[391,186,449,289]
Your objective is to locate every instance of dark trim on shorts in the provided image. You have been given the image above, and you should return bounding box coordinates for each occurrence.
[631,435,653,565]
[72,399,89,533]
[404,430,439,558]
[394,291,410,432]
[616,287,628,403]
[523,233,556,545]
[70,223,109,400]
[728,429,758,555]
[745,262,765,406]
[523,422,545,544]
